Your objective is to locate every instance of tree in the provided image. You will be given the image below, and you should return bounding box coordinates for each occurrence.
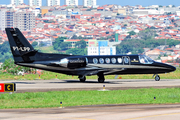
[166,12,171,15]
[53,37,67,50]
[138,28,156,40]
[0,41,12,62]
[37,14,42,18]
[59,42,71,51]
[32,41,38,47]
[66,48,87,55]
[128,31,136,36]
[150,26,156,29]
[2,58,36,75]
[75,40,87,48]
[124,24,127,27]
[116,38,180,55]
[0,41,11,53]
[39,42,46,47]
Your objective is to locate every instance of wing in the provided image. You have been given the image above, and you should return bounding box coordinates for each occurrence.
[76,64,126,76]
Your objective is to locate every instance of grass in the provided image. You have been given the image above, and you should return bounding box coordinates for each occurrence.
[0,88,180,109]
[35,46,59,53]
[0,68,180,80]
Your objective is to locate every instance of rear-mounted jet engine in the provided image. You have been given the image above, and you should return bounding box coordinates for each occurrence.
[58,57,88,69]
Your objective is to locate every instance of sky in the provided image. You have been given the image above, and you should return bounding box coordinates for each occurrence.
[0,0,180,6]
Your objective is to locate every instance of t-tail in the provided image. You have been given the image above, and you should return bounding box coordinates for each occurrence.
[5,28,37,63]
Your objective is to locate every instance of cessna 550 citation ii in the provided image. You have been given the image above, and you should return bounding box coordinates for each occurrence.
[5,28,176,83]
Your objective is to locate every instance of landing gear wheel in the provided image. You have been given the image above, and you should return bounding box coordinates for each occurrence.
[155,75,160,81]
[98,78,105,83]
[98,73,105,83]
[79,76,86,82]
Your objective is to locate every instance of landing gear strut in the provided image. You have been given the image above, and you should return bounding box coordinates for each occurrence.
[79,75,86,82]
[155,75,160,81]
[98,73,105,83]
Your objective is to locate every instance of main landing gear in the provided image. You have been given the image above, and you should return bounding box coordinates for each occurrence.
[78,75,86,82]
[79,73,105,83]
[98,73,105,83]
[154,74,160,81]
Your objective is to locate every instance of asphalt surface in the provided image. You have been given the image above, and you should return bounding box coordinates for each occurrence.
[1,79,180,92]
[1,79,180,120]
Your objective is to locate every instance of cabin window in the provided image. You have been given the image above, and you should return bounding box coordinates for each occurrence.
[99,58,104,64]
[93,58,98,64]
[105,58,110,63]
[111,58,116,63]
[139,55,153,64]
[118,58,122,63]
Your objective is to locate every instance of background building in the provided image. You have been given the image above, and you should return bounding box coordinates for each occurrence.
[29,0,42,6]
[0,10,14,31]
[88,40,116,55]
[11,0,24,6]
[65,0,78,6]
[47,0,60,6]
[83,0,96,7]
[13,11,35,31]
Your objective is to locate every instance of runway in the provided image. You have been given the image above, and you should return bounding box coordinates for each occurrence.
[1,79,180,120]
[1,79,180,92]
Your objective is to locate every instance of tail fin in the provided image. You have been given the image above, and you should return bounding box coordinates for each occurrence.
[5,28,37,63]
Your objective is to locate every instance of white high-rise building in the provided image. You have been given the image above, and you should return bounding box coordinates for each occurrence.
[14,11,35,31]
[11,0,24,6]
[65,0,78,6]
[83,0,96,7]
[0,10,14,31]
[29,0,42,6]
[47,0,60,6]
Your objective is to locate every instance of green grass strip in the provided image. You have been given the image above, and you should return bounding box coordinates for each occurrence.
[0,88,180,109]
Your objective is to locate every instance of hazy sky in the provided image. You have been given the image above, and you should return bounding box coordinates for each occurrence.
[0,0,180,6]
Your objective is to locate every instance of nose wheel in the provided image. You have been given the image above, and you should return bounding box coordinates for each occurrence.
[155,75,160,81]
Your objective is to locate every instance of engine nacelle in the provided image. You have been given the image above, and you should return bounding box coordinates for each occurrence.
[59,57,88,69]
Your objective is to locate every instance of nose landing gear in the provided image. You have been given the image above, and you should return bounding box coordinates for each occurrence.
[154,74,160,81]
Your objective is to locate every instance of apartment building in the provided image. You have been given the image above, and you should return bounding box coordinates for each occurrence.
[47,0,60,6]
[13,11,35,31]
[29,0,42,6]
[88,40,116,55]
[0,10,14,31]
[88,46,116,55]
[65,0,78,6]
[83,0,96,7]
[11,0,24,5]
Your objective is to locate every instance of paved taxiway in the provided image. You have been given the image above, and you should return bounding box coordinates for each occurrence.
[0,79,180,92]
[1,104,180,120]
[1,79,180,120]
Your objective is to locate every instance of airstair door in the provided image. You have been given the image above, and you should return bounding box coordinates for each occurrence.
[122,56,131,65]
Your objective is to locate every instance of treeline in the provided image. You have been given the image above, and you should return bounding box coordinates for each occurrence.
[0,41,12,62]
[53,37,87,55]
[116,39,180,54]
[1,58,36,75]
[117,28,180,54]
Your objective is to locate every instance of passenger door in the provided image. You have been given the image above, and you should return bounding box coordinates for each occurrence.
[122,56,130,65]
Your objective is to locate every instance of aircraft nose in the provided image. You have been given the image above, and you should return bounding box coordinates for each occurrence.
[171,66,176,72]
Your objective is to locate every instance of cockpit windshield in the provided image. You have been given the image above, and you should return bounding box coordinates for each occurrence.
[139,55,154,64]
